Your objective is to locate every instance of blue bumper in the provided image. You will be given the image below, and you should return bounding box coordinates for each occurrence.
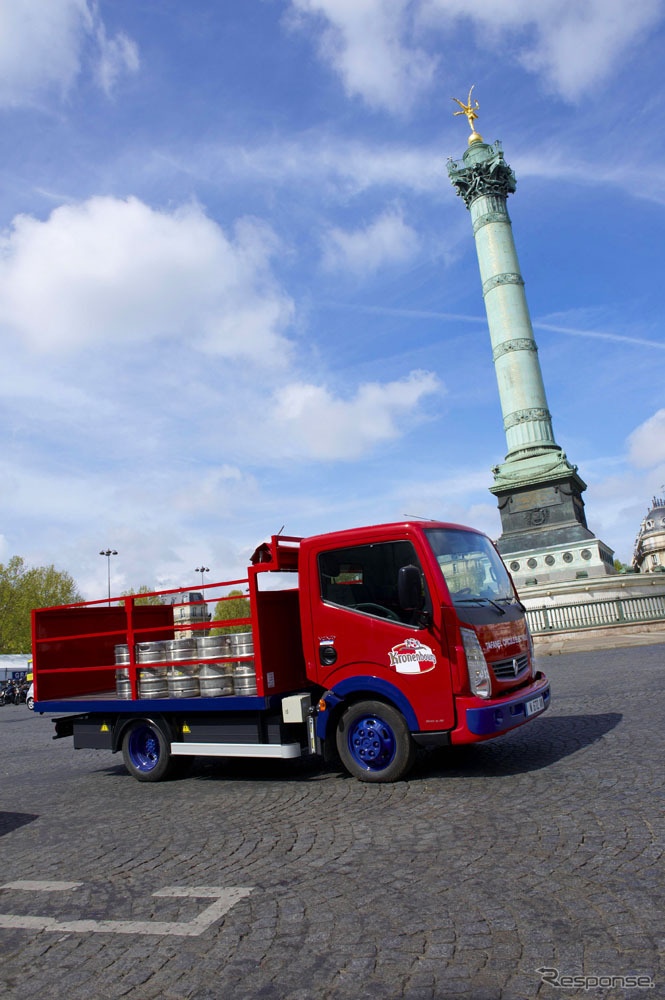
[465,683,551,736]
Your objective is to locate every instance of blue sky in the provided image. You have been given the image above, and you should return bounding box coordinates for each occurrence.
[0,0,664,598]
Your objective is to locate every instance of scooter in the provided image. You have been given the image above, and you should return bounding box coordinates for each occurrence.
[0,681,16,705]
[13,682,28,705]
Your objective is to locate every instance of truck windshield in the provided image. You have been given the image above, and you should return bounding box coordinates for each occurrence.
[425,528,514,606]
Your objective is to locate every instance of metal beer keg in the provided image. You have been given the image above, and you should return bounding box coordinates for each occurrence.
[167,671,200,698]
[136,641,167,664]
[115,666,131,698]
[165,637,197,663]
[137,668,169,698]
[114,644,130,665]
[233,659,257,696]
[198,662,234,697]
[196,635,229,659]
[225,632,254,655]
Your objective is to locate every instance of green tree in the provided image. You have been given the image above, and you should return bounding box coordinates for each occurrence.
[117,585,166,606]
[0,556,82,653]
[613,559,632,574]
[211,589,252,635]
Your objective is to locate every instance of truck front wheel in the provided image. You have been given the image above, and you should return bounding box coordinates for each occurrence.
[122,721,174,782]
[336,700,416,783]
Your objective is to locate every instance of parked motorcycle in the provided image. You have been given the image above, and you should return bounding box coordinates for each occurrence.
[13,681,28,705]
[0,680,17,705]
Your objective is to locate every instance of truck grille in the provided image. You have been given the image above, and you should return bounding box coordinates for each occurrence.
[491,653,529,680]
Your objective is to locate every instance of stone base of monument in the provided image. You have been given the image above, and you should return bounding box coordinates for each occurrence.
[503,537,616,589]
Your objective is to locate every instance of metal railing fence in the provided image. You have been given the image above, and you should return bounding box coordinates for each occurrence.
[526,593,665,634]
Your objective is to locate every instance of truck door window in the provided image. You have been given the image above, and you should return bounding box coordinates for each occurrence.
[318,541,431,626]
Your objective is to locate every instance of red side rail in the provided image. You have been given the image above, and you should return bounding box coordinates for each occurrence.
[32,578,254,703]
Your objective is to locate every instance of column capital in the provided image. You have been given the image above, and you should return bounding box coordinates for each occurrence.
[446,140,516,209]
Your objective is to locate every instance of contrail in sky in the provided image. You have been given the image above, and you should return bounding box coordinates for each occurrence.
[337,304,664,350]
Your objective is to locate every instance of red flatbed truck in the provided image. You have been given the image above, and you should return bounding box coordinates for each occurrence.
[32,520,550,783]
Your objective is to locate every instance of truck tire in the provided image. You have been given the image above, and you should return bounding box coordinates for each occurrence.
[121,721,174,782]
[336,700,416,782]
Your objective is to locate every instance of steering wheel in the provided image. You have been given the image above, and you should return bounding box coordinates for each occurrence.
[351,603,402,622]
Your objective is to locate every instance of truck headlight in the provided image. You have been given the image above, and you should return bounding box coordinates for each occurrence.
[460,627,491,699]
[525,621,535,678]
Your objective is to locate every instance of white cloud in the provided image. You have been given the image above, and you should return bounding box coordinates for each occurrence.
[95,22,140,96]
[201,137,445,197]
[268,371,440,459]
[422,0,662,101]
[288,0,662,109]
[628,409,665,469]
[321,206,421,274]
[0,0,138,107]
[0,196,294,364]
[287,0,437,113]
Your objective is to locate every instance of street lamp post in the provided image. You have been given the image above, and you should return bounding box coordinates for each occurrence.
[194,566,210,589]
[99,549,118,606]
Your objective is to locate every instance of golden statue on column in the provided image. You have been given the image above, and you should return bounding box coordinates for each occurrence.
[451,85,483,144]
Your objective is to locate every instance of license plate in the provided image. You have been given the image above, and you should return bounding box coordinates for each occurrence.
[525,695,544,717]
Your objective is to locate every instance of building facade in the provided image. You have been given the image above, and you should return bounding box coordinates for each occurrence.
[632,497,665,573]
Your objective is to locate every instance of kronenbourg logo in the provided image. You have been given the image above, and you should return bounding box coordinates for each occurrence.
[388,638,436,675]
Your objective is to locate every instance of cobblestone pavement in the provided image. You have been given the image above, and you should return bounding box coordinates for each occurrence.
[0,645,663,1000]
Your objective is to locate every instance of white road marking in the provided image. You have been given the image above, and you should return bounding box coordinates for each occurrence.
[3,880,83,892]
[0,882,253,936]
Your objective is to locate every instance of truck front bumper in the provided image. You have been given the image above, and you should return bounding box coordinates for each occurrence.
[451,673,550,744]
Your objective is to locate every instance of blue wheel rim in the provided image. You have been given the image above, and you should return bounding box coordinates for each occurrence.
[128,725,160,772]
[347,714,396,771]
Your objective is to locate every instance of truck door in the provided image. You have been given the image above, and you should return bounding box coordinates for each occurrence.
[310,539,455,731]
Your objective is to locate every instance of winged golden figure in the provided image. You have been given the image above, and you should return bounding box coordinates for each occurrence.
[451,86,482,142]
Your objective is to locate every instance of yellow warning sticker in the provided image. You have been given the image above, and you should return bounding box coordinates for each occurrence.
[100,723,109,732]
[182,724,191,733]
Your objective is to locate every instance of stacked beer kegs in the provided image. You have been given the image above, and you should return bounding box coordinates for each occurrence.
[164,637,200,698]
[196,635,234,697]
[114,644,131,698]
[113,632,257,699]
[135,641,169,698]
[226,632,257,695]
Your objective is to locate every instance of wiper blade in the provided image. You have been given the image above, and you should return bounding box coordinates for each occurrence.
[498,596,526,612]
[455,596,506,615]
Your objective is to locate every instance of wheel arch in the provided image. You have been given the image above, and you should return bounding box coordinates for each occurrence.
[318,675,418,756]
[112,713,176,753]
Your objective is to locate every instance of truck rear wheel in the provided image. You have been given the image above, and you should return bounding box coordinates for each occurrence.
[336,700,416,782]
[122,721,174,782]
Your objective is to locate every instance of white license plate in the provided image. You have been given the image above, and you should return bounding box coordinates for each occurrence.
[525,695,544,717]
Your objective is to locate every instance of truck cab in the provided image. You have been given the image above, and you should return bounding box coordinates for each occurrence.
[297,521,549,780]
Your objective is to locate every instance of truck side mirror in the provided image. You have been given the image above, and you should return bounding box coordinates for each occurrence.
[398,565,424,610]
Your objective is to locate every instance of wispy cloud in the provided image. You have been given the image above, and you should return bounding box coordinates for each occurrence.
[286,0,436,114]
[0,0,139,107]
[421,0,663,102]
[321,206,420,275]
[286,0,664,110]
[138,130,665,211]
[267,371,441,460]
